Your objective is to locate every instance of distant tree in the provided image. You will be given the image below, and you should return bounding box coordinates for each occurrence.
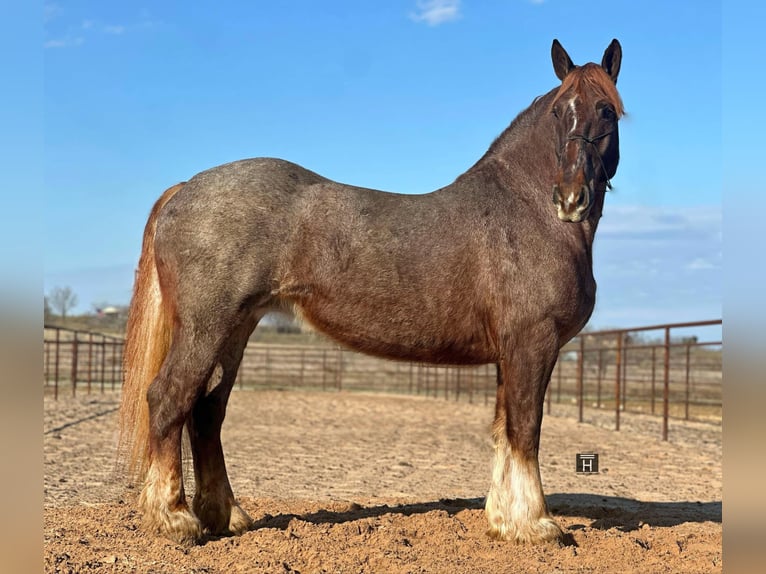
[44,296,52,323]
[49,286,78,324]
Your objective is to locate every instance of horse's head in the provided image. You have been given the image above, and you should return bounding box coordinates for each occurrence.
[549,39,623,223]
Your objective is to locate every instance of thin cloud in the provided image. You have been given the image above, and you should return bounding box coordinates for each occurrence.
[45,20,130,48]
[44,2,60,23]
[598,205,721,241]
[44,36,85,49]
[138,8,162,28]
[685,258,717,271]
[410,0,461,26]
[104,24,126,35]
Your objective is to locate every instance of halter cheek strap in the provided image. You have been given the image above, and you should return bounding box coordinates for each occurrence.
[567,129,615,190]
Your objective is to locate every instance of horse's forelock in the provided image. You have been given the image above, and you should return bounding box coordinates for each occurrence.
[550,64,624,117]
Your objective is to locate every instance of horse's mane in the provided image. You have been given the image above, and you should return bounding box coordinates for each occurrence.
[468,93,552,168]
[465,63,623,175]
[550,63,624,117]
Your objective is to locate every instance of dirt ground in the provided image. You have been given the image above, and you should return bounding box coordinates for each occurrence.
[44,390,721,573]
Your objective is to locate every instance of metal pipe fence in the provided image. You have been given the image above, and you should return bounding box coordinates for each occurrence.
[43,326,124,399]
[551,320,722,439]
[44,319,722,440]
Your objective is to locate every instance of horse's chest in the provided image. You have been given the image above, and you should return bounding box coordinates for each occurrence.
[512,257,596,332]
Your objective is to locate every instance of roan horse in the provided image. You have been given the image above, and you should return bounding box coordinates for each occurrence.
[119,39,623,545]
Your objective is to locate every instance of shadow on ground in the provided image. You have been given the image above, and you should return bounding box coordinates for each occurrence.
[251,497,485,532]
[247,493,720,535]
[547,493,721,532]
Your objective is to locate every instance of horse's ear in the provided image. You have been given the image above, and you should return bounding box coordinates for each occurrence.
[601,39,622,84]
[551,39,575,81]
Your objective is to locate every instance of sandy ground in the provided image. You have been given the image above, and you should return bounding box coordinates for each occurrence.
[44,390,721,573]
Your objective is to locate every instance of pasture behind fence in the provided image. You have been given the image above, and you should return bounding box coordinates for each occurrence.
[44,319,721,440]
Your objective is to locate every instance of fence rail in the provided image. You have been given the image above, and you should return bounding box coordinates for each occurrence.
[44,319,722,440]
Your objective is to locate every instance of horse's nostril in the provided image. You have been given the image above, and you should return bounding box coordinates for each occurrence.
[577,187,589,207]
[552,186,562,204]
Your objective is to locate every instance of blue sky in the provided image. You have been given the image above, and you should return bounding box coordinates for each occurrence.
[39,1,723,339]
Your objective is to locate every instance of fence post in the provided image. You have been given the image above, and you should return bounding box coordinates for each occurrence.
[621,337,628,411]
[101,336,107,393]
[71,334,79,397]
[322,349,327,391]
[88,332,93,394]
[111,339,118,390]
[650,346,656,415]
[45,338,51,389]
[577,336,584,423]
[614,332,622,431]
[685,342,691,420]
[663,327,670,441]
[484,365,491,406]
[596,348,604,408]
[300,348,305,387]
[100,336,106,392]
[54,328,60,400]
[118,340,124,390]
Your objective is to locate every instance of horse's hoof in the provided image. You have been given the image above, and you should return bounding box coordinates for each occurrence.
[487,516,564,544]
[229,503,254,535]
[193,496,253,536]
[142,506,203,546]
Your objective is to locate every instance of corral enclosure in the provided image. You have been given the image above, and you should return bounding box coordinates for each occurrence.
[44,320,722,572]
[43,319,721,440]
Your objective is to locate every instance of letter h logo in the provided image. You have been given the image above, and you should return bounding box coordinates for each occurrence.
[576,453,599,474]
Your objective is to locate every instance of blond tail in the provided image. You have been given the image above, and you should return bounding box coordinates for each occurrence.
[118,183,185,482]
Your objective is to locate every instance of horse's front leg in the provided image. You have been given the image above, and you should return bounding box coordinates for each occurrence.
[485,334,563,544]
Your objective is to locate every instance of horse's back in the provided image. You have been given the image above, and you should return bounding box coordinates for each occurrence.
[191,157,328,187]
[181,157,328,205]
[153,158,321,241]
[148,159,324,306]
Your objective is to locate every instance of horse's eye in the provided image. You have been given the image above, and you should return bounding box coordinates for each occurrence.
[551,108,560,119]
[600,106,616,120]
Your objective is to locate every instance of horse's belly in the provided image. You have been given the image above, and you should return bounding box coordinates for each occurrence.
[292,295,496,366]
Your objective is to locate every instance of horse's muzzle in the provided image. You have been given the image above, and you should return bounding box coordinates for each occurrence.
[553,184,592,222]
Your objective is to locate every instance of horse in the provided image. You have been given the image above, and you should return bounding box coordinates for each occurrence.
[118,38,624,545]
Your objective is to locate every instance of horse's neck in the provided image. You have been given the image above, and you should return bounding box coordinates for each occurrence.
[475,94,602,250]
[476,96,557,182]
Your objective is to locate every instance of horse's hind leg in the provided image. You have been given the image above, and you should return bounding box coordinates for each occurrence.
[140,328,223,545]
[485,331,564,544]
[187,318,259,536]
